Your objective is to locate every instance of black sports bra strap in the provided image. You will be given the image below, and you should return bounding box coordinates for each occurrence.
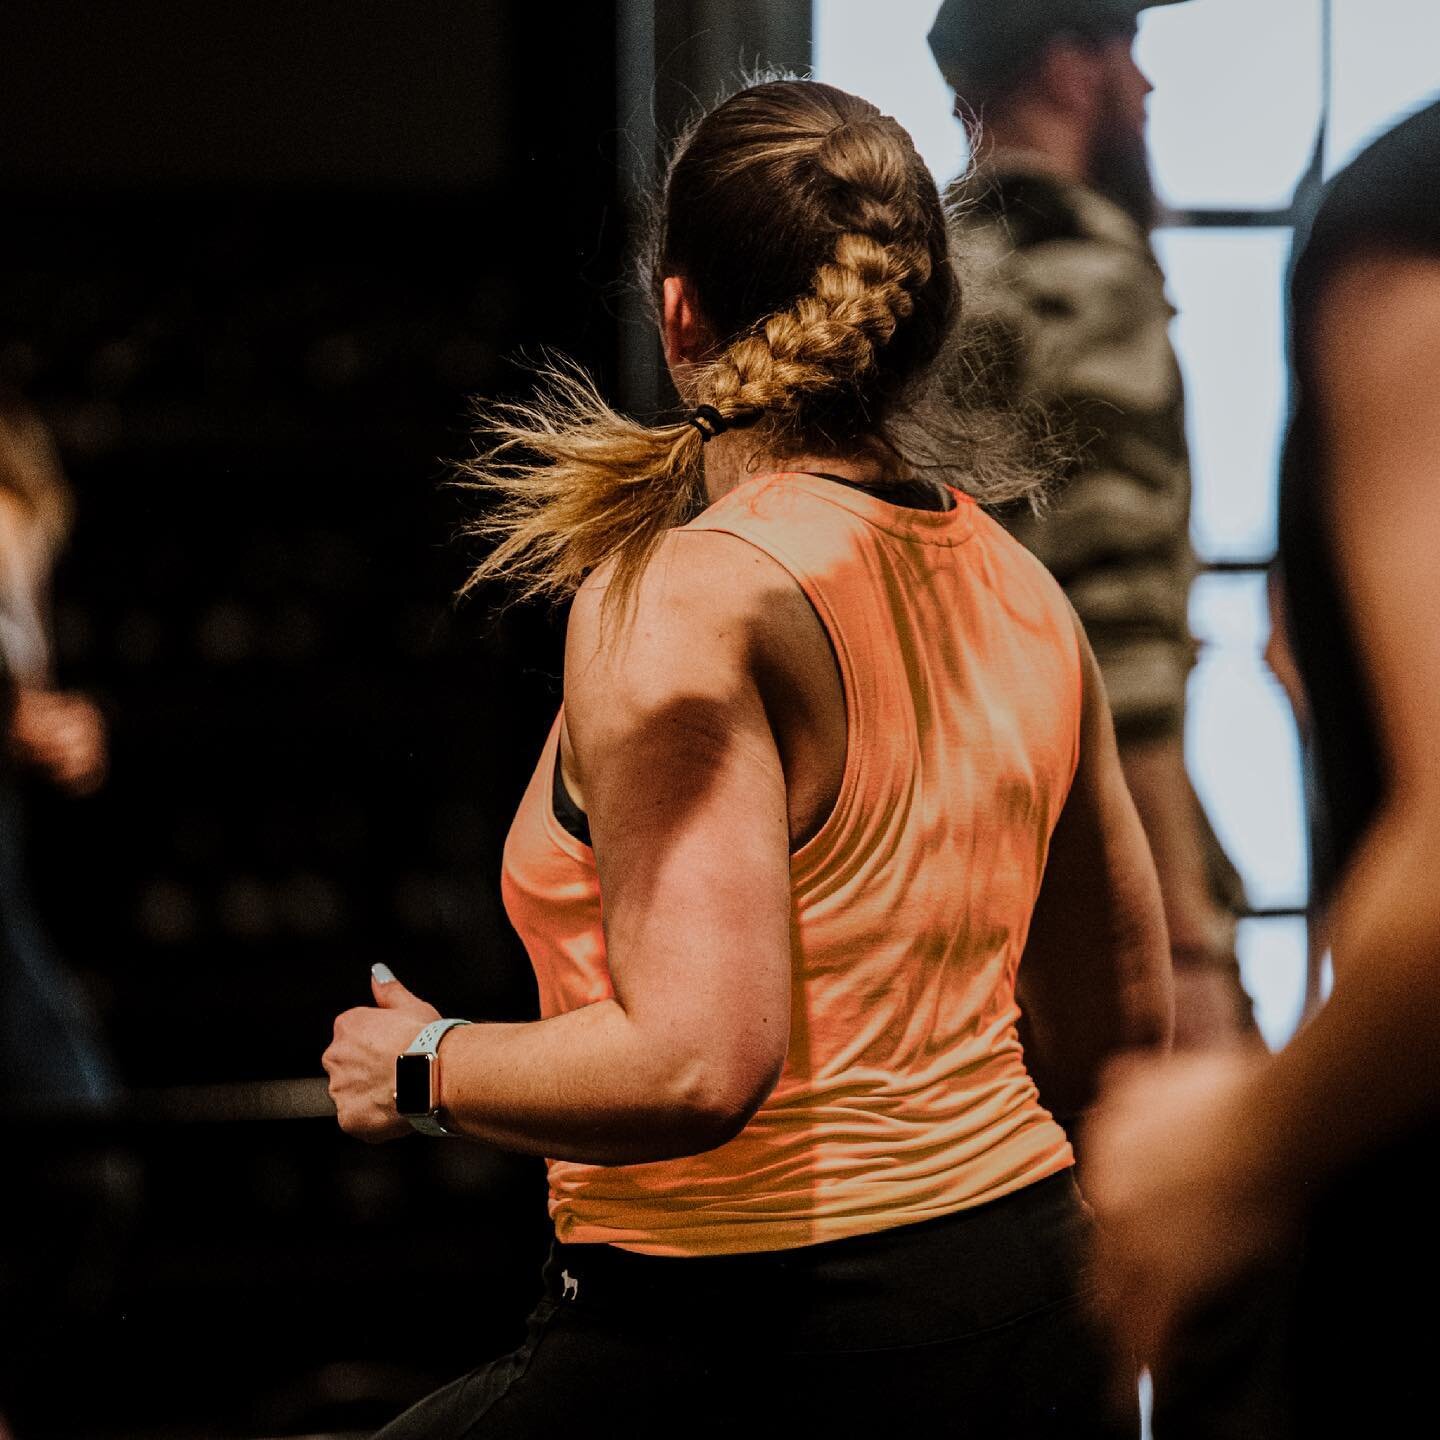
[551,746,592,847]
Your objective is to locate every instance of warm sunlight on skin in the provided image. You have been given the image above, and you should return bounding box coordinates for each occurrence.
[1085,251,1440,1370]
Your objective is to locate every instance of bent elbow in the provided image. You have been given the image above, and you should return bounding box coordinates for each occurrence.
[668,1051,784,1154]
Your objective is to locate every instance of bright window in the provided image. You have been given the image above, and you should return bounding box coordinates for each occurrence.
[1238,916,1311,1050]
[1186,573,1309,912]
[1327,0,1440,173]
[812,0,968,187]
[1153,228,1291,560]
[1138,0,1322,211]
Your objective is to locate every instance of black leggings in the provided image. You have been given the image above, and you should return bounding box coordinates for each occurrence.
[376,1172,1136,1438]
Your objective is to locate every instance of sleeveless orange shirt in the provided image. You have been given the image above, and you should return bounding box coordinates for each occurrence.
[501,472,1081,1256]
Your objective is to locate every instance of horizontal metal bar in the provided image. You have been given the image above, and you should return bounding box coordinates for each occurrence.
[1165,208,1296,229]
[1200,557,1277,574]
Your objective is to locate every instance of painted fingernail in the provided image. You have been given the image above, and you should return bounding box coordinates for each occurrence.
[372,962,396,984]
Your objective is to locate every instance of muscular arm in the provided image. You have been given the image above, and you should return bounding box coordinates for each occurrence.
[429,532,793,1165]
[1018,612,1173,1122]
[1236,253,1440,1192]
[1079,258,1440,1362]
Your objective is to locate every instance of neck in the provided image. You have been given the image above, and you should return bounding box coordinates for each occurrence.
[975,104,1091,186]
[700,437,891,506]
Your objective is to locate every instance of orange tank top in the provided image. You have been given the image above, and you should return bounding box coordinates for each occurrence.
[501,472,1082,1256]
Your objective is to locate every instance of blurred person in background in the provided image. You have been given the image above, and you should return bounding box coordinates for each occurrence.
[929,0,1255,1052]
[1266,565,1333,1023]
[0,397,126,1440]
[1087,98,1440,1434]
[325,77,1171,1437]
[0,395,113,1110]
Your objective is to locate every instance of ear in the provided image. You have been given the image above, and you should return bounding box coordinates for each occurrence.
[661,275,713,372]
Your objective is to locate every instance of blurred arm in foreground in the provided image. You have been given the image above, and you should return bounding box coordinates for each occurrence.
[1085,112,1440,1394]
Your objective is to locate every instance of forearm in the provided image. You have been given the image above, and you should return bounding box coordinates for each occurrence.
[1023,982,1169,1129]
[1021,858,1172,1117]
[1020,626,1174,1117]
[1240,804,1440,1197]
[1022,1005,1159,1128]
[1119,733,1224,958]
[436,998,743,1165]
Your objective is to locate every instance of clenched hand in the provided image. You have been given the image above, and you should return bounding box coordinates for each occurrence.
[323,965,441,1142]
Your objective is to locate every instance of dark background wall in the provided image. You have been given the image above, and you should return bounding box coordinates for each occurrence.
[0,3,811,1434]
[5,0,631,1074]
[1,3,619,1434]
[0,2,513,188]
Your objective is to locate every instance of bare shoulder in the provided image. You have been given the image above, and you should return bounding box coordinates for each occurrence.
[1312,251,1440,805]
[1315,250,1440,389]
[565,529,809,718]
[1315,250,1440,522]
[1318,249,1440,317]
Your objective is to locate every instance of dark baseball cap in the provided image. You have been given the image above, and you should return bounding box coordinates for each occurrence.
[928,0,1190,105]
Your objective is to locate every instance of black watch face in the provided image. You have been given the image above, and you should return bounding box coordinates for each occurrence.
[394,1052,435,1115]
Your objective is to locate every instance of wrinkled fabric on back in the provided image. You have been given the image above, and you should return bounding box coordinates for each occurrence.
[502,472,1081,1255]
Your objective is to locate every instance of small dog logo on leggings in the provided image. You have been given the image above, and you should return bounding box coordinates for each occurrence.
[561,1269,579,1301]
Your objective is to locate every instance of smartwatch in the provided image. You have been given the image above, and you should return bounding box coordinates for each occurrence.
[394,1018,473,1136]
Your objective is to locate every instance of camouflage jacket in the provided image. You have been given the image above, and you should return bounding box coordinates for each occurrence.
[949,154,1197,742]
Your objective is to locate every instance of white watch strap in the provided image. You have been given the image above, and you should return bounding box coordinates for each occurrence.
[405,1018,474,1058]
[402,1018,473,1136]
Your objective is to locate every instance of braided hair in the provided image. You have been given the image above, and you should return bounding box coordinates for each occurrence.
[461,80,1041,613]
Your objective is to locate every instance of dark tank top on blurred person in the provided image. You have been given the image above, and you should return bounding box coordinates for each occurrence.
[1277,98,1440,1432]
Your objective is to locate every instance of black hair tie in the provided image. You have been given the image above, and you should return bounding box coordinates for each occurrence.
[688,405,729,442]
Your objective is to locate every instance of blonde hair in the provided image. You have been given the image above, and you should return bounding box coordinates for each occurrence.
[460,79,1045,614]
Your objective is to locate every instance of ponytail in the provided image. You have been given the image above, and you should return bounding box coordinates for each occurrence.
[458,363,706,610]
[459,79,1046,616]
[459,216,929,615]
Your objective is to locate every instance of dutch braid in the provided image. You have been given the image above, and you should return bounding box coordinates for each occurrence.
[693,115,940,441]
[459,79,1044,617]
